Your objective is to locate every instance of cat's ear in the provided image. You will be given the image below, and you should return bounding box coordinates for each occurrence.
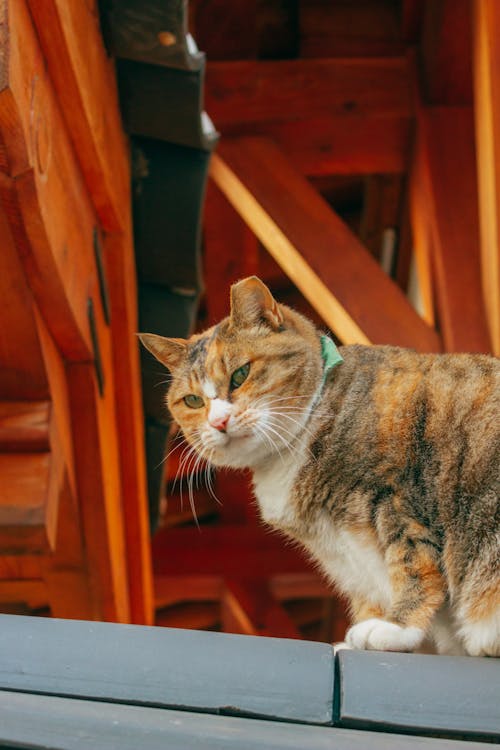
[230,276,284,331]
[138,333,187,370]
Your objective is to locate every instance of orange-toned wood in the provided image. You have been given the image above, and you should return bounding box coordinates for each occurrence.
[473,0,500,355]
[408,129,435,327]
[104,230,154,625]
[0,203,48,400]
[156,601,220,630]
[222,579,300,639]
[418,107,491,352]
[155,575,223,608]
[0,556,42,580]
[205,58,413,128]
[211,138,441,351]
[420,0,473,106]
[35,311,94,619]
[67,359,130,621]
[0,0,99,360]
[0,453,54,553]
[27,0,129,232]
[228,116,411,177]
[0,579,47,608]
[0,401,50,452]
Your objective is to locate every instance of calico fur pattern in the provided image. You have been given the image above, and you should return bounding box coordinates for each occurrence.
[140,277,500,656]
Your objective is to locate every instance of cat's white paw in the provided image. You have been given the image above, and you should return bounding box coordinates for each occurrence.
[332,641,352,655]
[346,618,424,652]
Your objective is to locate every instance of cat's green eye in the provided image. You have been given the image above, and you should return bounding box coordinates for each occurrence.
[230,363,250,390]
[183,394,204,409]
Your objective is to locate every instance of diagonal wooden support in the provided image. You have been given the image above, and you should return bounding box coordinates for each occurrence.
[210,137,441,351]
[222,579,301,639]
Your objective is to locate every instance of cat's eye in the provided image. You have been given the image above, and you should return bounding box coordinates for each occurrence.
[183,394,204,409]
[230,363,250,390]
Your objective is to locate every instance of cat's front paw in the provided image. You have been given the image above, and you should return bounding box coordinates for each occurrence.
[346,618,424,652]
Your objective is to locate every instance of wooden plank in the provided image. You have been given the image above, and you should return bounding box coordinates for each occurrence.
[0,203,48,400]
[222,579,301,639]
[35,312,94,620]
[0,453,53,553]
[156,601,220,630]
[420,0,473,106]
[67,358,130,623]
[418,107,491,352]
[300,0,405,58]
[205,58,413,128]
[0,0,98,360]
[0,579,46,608]
[0,614,335,725]
[337,649,500,741]
[104,229,154,625]
[473,0,500,355]
[0,692,466,750]
[270,574,331,601]
[211,138,441,350]
[153,525,314,577]
[155,575,223,608]
[219,116,411,177]
[0,401,49,452]
[27,0,129,232]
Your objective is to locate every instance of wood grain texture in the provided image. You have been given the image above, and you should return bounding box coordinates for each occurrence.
[0,0,100,360]
[218,116,411,176]
[205,58,413,127]
[211,138,441,350]
[337,649,500,741]
[27,0,129,231]
[105,229,154,626]
[473,0,500,355]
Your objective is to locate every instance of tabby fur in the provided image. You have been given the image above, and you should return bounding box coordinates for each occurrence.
[140,277,500,656]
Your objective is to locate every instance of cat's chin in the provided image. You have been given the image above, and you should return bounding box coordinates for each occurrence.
[206,434,271,470]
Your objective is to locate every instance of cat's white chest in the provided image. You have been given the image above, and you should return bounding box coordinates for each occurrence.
[252,453,303,529]
[309,519,392,610]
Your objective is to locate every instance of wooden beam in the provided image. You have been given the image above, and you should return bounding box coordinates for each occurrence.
[0,203,48,400]
[153,525,314,577]
[105,228,154,625]
[0,0,100,360]
[27,0,129,232]
[219,116,411,176]
[205,58,413,128]
[155,575,223,609]
[300,1,405,58]
[420,0,473,106]
[473,0,500,355]
[222,579,300,639]
[417,107,491,352]
[0,402,50,453]
[210,138,441,350]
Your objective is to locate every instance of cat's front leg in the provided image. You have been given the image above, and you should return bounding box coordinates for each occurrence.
[346,536,445,653]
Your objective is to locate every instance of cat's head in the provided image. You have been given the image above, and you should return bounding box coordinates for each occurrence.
[139,277,323,469]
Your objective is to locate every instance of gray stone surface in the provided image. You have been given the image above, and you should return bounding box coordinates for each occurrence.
[0,614,334,725]
[0,690,489,750]
[337,649,500,740]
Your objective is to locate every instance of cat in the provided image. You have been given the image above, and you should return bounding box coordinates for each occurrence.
[140,276,500,656]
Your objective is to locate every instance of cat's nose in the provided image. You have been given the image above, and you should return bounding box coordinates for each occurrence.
[210,414,230,432]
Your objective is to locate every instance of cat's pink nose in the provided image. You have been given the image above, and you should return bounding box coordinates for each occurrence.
[210,414,230,432]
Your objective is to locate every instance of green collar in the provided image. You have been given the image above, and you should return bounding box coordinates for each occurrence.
[320,335,343,386]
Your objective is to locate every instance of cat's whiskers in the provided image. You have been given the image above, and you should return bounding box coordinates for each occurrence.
[264,415,317,462]
[252,422,288,467]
